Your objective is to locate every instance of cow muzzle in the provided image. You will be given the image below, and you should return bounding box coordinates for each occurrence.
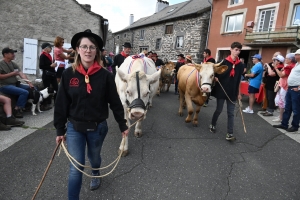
[127,98,147,110]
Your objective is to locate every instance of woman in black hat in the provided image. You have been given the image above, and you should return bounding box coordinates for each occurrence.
[111,42,132,76]
[39,42,58,109]
[54,30,129,199]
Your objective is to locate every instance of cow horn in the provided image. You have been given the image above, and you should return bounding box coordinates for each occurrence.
[213,60,224,67]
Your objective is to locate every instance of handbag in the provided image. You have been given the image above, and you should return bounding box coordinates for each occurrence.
[45,70,56,77]
[69,118,98,132]
[274,80,280,92]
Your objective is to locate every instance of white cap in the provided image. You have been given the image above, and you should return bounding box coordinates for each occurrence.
[294,49,300,55]
[273,55,284,63]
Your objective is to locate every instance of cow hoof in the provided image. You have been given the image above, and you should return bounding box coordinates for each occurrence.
[193,123,198,127]
[134,132,142,137]
[185,119,192,123]
[178,112,183,116]
[118,149,129,157]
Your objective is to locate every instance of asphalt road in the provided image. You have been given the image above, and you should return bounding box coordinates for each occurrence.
[1,85,300,200]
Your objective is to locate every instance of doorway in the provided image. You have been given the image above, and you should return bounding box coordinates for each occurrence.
[218,49,259,72]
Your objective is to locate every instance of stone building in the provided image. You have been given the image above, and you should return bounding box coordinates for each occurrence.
[111,0,211,63]
[0,0,108,76]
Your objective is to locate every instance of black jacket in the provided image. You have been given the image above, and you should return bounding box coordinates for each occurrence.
[39,54,55,73]
[111,54,126,75]
[264,62,280,91]
[54,67,127,136]
[154,59,164,67]
[211,59,244,101]
[175,61,185,73]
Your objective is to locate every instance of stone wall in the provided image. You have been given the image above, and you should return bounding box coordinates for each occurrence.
[0,0,103,70]
[105,30,115,54]
[114,31,133,55]
[113,11,210,63]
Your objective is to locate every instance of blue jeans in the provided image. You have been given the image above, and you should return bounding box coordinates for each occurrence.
[0,84,29,108]
[281,87,300,129]
[211,98,236,134]
[67,121,108,200]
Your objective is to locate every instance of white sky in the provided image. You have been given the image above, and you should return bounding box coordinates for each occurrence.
[76,0,188,32]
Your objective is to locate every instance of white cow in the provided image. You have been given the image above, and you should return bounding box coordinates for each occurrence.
[115,53,161,156]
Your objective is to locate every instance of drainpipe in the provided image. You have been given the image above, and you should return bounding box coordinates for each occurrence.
[205,0,212,48]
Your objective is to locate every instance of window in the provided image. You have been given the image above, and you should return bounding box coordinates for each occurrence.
[225,14,243,32]
[175,36,184,49]
[124,33,127,38]
[117,35,119,39]
[139,46,148,53]
[140,30,145,40]
[165,25,173,34]
[230,0,243,5]
[155,38,162,50]
[115,45,119,54]
[258,8,275,32]
[292,4,300,26]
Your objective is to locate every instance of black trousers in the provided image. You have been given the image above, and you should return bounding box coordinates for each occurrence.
[266,89,277,112]
[42,73,58,105]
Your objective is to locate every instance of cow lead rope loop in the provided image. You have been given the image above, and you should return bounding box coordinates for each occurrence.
[59,109,148,177]
[216,79,247,133]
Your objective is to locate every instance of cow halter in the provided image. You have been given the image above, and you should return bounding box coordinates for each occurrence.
[186,68,212,91]
[126,71,150,111]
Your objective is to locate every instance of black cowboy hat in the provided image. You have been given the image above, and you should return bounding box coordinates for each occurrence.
[176,53,185,58]
[71,29,103,50]
[122,42,132,48]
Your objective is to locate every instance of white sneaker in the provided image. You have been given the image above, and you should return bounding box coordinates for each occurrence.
[272,117,281,122]
[243,107,254,114]
[242,106,249,112]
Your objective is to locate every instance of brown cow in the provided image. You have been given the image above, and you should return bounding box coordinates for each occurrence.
[177,62,228,126]
[157,61,176,95]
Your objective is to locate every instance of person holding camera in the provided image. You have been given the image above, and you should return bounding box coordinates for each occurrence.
[243,54,263,114]
[0,47,34,118]
[261,54,284,116]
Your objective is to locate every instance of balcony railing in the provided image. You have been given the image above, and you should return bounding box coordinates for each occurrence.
[245,26,300,42]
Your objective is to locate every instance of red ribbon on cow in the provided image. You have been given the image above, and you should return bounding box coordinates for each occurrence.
[132,54,145,59]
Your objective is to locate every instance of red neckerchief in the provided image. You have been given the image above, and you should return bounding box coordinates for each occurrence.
[178,59,185,64]
[225,55,241,77]
[204,56,213,62]
[121,51,129,58]
[41,51,52,62]
[76,61,102,94]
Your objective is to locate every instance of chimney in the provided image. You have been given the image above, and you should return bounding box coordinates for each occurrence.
[155,0,169,13]
[81,4,91,12]
[129,14,134,25]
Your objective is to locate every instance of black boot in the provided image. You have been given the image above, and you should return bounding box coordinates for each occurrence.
[0,121,11,131]
[13,109,23,118]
